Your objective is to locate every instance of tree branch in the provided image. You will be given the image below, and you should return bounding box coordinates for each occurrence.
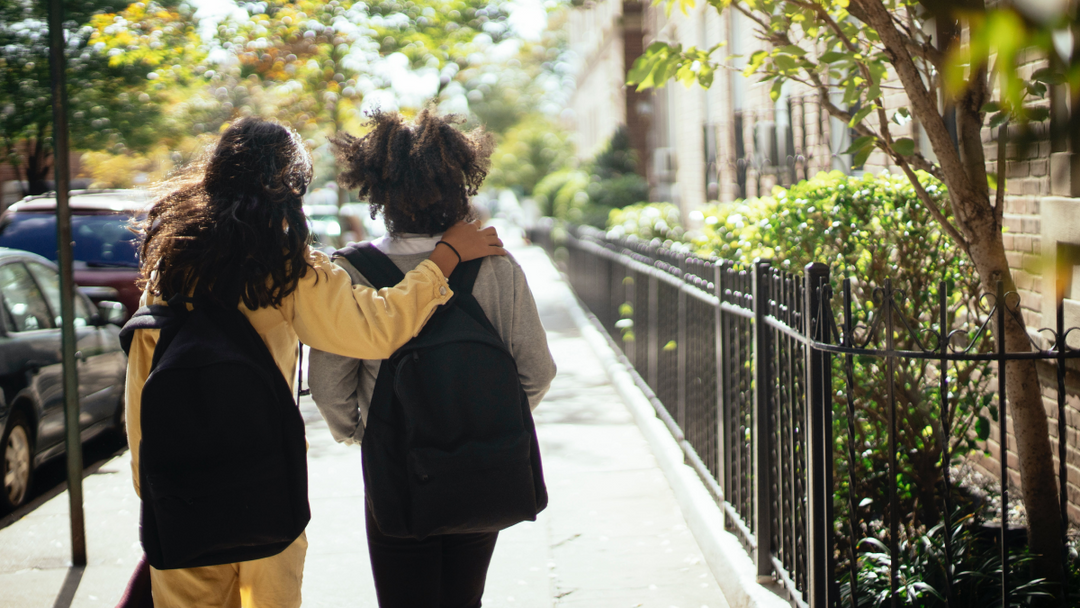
[906,150,945,181]
[895,154,970,254]
[771,2,965,247]
[957,62,990,203]
[852,0,980,238]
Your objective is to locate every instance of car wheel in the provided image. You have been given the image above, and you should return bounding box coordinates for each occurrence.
[1,411,33,512]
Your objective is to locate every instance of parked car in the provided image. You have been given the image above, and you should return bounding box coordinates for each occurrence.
[0,190,149,320]
[0,248,128,511]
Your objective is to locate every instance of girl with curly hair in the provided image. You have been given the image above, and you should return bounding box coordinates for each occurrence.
[308,109,556,608]
[125,116,505,608]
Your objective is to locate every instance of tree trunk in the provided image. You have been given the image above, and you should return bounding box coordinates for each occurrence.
[851,1,1065,592]
[965,210,1065,592]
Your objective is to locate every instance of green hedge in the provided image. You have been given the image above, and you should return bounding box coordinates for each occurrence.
[603,171,1023,606]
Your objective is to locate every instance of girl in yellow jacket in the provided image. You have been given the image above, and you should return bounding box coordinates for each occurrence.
[125,117,505,608]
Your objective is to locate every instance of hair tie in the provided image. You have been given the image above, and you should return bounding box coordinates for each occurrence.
[436,240,462,264]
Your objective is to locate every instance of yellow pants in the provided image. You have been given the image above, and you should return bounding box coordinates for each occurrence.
[149,533,308,608]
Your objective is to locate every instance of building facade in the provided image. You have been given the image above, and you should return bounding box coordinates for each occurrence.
[568,0,1080,523]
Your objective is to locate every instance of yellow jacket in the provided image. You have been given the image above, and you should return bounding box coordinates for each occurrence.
[124,249,453,496]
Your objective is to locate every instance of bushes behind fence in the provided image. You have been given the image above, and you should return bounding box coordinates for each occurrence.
[602,171,1042,605]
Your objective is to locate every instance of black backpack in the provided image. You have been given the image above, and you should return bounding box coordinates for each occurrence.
[339,243,547,540]
[119,296,310,570]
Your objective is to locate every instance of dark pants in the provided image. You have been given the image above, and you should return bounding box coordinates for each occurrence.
[365,504,499,608]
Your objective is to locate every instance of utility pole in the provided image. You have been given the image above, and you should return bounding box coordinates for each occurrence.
[48,0,87,566]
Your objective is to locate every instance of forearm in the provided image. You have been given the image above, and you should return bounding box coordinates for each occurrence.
[292,257,452,360]
[427,243,459,278]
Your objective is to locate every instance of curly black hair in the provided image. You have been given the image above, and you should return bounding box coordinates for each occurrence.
[331,108,494,235]
[135,117,314,309]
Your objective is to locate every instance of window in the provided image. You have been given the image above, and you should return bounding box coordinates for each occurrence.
[0,213,139,268]
[26,261,90,328]
[0,263,54,332]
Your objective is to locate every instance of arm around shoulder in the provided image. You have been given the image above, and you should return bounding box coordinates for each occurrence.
[289,251,453,360]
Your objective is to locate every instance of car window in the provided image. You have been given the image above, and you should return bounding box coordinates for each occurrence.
[0,213,140,267]
[26,261,89,328]
[0,263,54,332]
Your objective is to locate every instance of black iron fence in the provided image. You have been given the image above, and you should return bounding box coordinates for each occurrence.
[532,223,1078,608]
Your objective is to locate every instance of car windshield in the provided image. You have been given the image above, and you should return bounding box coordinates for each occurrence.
[0,213,140,268]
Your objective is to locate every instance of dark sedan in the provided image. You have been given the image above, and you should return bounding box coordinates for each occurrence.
[0,249,128,511]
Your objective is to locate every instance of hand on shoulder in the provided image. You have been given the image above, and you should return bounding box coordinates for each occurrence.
[441,220,506,261]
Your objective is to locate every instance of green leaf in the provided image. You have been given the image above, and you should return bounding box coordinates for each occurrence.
[868,61,887,86]
[892,138,915,157]
[744,50,768,77]
[779,45,806,57]
[627,43,664,84]
[987,171,1000,192]
[697,64,715,88]
[988,111,1010,130]
[975,416,990,441]
[773,54,799,73]
[849,105,875,127]
[819,51,847,64]
[852,145,873,168]
[981,101,1000,114]
[1027,106,1050,122]
[1033,67,1065,85]
[627,42,685,91]
[770,79,784,101]
[842,135,876,155]
[867,82,882,103]
[663,340,678,351]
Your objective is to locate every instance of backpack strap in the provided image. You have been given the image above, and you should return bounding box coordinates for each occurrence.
[337,242,488,329]
[335,243,406,290]
[118,304,174,356]
[449,258,482,296]
[447,259,502,337]
[296,341,310,400]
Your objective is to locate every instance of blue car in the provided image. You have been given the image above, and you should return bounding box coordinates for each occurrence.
[0,248,128,511]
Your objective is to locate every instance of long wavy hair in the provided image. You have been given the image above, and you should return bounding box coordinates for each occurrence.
[136,118,314,309]
[331,108,494,235]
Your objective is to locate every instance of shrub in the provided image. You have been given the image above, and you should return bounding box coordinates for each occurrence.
[608,171,1002,601]
[841,514,1052,608]
[588,173,649,211]
[607,202,684,242]
[486,116,575,199]
[535,127,650,227]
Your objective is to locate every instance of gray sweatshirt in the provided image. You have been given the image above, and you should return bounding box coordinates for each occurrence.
[307,234,557,445]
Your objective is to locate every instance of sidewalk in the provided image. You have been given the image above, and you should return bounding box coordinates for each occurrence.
[0,244,729,608]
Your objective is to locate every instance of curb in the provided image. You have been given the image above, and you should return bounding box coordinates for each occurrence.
[555,278,791,608]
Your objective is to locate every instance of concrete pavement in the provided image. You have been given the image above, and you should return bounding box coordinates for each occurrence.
[0,244,729,608]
